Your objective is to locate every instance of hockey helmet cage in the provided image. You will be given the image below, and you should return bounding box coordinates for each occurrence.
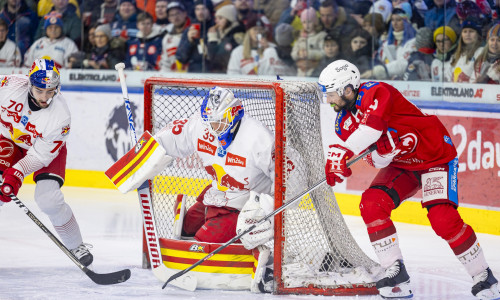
[200,87,244,154]
[29,58,60,89]
[318,60,360,97]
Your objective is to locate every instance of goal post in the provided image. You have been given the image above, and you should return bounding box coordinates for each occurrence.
[143,77,381,295]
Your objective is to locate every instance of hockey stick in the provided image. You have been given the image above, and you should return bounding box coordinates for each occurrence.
[162,144,377,289]
[7,192,131,285]
[114,63,197,291]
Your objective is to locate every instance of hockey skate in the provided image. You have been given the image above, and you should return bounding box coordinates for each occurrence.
[376,260,413,299]
[472,268,500,300]
[71,243,93,267]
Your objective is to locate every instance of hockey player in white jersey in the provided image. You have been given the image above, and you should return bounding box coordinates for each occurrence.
[154,86,275,243]
[0,58,93,266]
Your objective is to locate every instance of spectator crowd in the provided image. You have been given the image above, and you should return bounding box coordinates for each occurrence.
[0,0,498,83]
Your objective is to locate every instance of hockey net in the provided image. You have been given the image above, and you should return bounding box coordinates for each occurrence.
[143,78,381,295]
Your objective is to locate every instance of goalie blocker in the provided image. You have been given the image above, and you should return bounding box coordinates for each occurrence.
[105,131,173,193]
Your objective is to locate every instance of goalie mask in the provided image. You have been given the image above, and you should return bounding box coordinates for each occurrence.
[28,58,60,106]
[201,87,244,156]
[318,60,360,111]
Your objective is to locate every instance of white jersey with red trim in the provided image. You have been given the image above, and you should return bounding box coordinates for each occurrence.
[0,75,71,168]
[154,114,275,210]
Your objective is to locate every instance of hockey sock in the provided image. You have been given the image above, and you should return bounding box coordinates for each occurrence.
[54,212,84,250]
[449,224,489,277]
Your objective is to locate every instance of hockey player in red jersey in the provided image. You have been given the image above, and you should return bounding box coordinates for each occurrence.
[0,58,93,266]
[318,60,500,299]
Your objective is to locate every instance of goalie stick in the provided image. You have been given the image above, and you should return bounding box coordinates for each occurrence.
[114,63,197,291]
[162,144,377,289]
[7,192,131,285]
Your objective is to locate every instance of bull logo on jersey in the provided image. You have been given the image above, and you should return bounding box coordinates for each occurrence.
[205,164,249,191]
[61,125,70,136]
[1,77,8,87]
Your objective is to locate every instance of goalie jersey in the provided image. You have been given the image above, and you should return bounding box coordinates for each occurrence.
[155,114,275,210]
[335,81,457,171]
[0,75,70,167]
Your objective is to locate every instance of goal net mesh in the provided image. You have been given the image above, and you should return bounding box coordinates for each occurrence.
[144,78,381,295]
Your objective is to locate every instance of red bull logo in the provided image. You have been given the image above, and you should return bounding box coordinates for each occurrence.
[26,122,43,138]
[61,125,70,136]
[204,164,249,191]
[1,77,8,87]
[41,77,51,84]
[6,110,21,123]
[0,115,13,134]
[17,134,32,146]
[226,152,246,167]
[197,139,216,156]
[220,174,249,191]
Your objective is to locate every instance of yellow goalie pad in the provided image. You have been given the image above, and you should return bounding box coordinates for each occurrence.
[105,131,173,193]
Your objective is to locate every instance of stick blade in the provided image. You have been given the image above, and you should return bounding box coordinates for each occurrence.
[85,268,131,285]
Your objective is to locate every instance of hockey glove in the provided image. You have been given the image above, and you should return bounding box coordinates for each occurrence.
[325,144,354,187]
[376,130,401,157]
[0,168,24,203]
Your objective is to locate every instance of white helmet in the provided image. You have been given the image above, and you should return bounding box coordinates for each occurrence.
[318,60,360,97]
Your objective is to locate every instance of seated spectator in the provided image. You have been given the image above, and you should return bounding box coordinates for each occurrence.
[318,0,360,48]
[277,0,318,34]
[349,0,373,27]
[226,21,271,75]
[342,28,373,76]
[0,18,21,67]
[206,4,245,73]
[424,0,460,33]
[74,24,126,69]
[472,23,500,84]
[82,0,119,27]
[456,0,494,37]
[365,5,416,79]
[35,0,82,46]
[402,27,435,81]
[312,33,342,77]
[160,1,190,72]
[0,0,38,58]
[253,0,289,27]
[155,0,170,31]
[127,12,164,70]
[391,0,425,28]
[24,15,79,68]
[369,0,392,24]
[271,23,297,76]
[82,23,98,54]
[37,0,80,17]
[362,12,387,50]
[175,0,215,73]
[431,25,457,82]
[448,18,484,82]
[291,7,327,76]
[111,0,139,40]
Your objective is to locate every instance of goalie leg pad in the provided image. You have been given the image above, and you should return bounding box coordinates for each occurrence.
[105,131,173,193]
[173,194,187,239]
[251,246,273,293]
[236,191,275,250]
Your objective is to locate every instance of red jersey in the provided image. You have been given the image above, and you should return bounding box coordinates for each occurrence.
[335,81,457,171]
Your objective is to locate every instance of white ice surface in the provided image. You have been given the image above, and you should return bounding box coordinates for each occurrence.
[1,185,499,300]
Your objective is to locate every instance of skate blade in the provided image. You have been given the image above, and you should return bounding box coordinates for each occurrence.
[379,280,413,299]
[477,283,500,300]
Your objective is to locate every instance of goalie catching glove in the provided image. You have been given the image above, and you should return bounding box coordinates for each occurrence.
[236,191,275,250]
[325,144,354,187]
